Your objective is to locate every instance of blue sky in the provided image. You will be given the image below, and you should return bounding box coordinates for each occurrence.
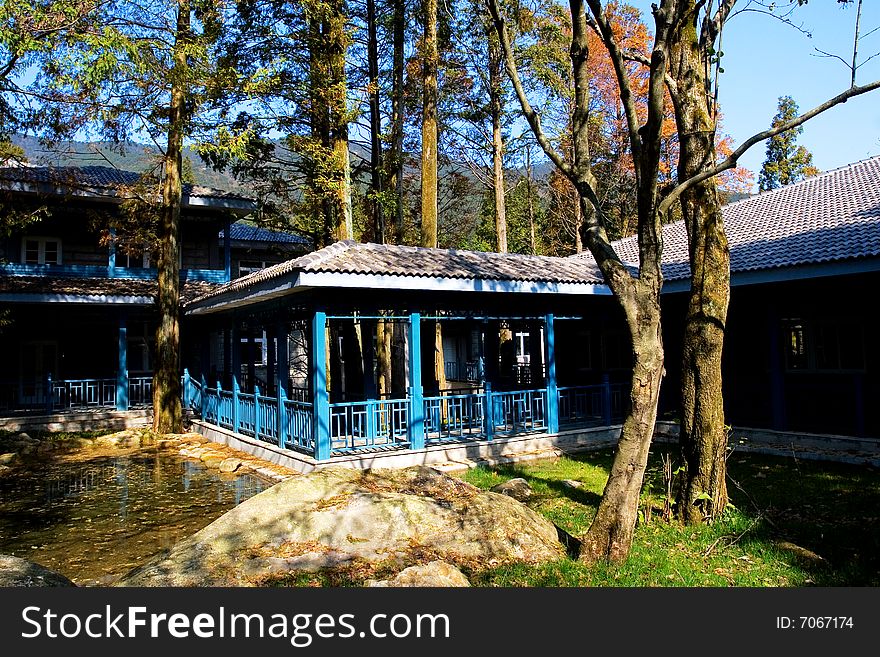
[628,0,880,188]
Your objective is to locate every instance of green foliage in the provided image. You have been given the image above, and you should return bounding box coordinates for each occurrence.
[758,96,821,192]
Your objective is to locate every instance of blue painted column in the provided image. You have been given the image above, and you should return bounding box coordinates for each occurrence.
[276,320,290,448]
[200,374,208,419]
[223,218,232,282]
[232,320,241,433]
[407,312,425,450]
[545,313,559,434]
[116,314,129,411]
[108,228,117,277]
[311,310,331,460]
[183,368,191,411]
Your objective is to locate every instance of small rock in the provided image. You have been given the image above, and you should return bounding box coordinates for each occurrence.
[219,458,242,473]
[0,465,11,476]
[561,479,583,490]
[0,555,75,587]
[367,561,470,587]
[0,453,17,466]
[491,477,533,502]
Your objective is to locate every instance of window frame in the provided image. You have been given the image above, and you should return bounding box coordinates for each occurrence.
[21,237,62,265]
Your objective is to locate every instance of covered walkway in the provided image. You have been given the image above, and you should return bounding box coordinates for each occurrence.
[181,241,631,462]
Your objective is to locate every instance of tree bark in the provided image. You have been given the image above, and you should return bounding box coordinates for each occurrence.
[327,0,352,241]
[668,2,729,523]
[390,0,406,244]
[152,0,189,433]
[580,282,664,563]
[420,0,438,248]
[489,30,507,253]
[367,0,384,243]
[376,317,392,397]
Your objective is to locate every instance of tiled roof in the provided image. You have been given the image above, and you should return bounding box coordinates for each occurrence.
[0,275,219,304]
[570,155,880,280]
[223,221,311,246]
[0,165,254,206]
[188,240,606,305]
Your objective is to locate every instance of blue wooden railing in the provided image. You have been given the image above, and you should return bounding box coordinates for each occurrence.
[0,375,154,413]
[0,262,229,283]
[183,370,626,461]
[329,398,410,452]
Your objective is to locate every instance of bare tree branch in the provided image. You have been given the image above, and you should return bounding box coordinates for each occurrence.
[659,78,880,218]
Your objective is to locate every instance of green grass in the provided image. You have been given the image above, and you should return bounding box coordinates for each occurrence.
[456,448,880,587]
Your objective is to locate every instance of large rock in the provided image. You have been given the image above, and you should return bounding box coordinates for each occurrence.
[121,466,564,586]
[366,561,470,587]
[0,555,75,587]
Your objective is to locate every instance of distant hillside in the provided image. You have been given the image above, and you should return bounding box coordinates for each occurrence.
[11,134,250,193]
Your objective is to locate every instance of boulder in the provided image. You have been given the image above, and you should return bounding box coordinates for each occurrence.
[121,466,564,586]
[0,452,16,466]
[491,477,533,502]
[219,458,242,473]
[366,561,470,587]
[0,465,11,476]
[0,555,75,587]
[561,479,583,490]
[201,456,226,469]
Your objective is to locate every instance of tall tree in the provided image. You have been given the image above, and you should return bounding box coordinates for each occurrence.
[366,0,384,243]
[420,0,439,248]
[757,95,820,191]
[492,0,880,560]
[26,0,239,433]
[655,0,879,525]
[389,0,407,244]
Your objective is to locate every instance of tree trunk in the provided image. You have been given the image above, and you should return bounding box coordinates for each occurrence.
[669,3,730,523]
[152,0,189,433]
[390,0,406,244]
[367,0,384,243]
[489,30,507,253]
[526,145,536,255]
[327,1,352,241]
[580,287,664,563]
[420,0,438,248]
[434,320,447,394]
[376,317,392,397]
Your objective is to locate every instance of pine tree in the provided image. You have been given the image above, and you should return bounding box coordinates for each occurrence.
[758,96,820,191]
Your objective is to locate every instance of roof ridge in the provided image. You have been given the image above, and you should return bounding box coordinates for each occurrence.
[723,153,880,210]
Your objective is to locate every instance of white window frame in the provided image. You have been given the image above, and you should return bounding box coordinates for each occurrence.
[21,237,62,265]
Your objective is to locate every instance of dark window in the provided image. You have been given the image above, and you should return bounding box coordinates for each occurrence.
[24,240,40,264]
[783,319,865,372]
[22,238,61,265]
[602,331,630,370]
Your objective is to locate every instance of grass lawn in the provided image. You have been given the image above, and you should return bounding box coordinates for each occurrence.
[456,447,880,587]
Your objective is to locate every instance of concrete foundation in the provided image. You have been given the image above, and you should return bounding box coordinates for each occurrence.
[654,421,880,467]
[189,419,623,474]
[0,409,152,433]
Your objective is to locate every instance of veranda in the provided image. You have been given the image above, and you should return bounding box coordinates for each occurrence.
[180,245,630,462]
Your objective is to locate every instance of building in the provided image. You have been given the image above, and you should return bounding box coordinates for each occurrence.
[1,156,878,465]
[0,165,255,412]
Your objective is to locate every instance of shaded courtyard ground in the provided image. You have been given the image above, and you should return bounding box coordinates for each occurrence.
[1,429,877,587]
[259,447,879,587]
